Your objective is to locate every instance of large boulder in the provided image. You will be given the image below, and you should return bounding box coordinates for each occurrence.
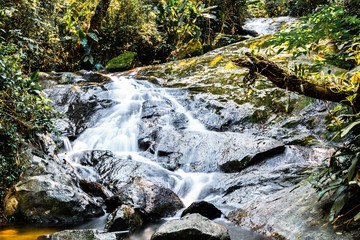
[208,146,334,209]
[151,213,230,240]
[149,127,284,172]
[73,151,176,191]
[105,51,138,72]
[111,178,184,221]
[4,155,104,223]
[228,184,355,240]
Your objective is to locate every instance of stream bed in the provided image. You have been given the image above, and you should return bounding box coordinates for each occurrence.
[2,16,353,240]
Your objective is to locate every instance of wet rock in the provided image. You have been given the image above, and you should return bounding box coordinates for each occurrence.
[93,153,176,191]
[105,204,143,232]
[45,83,113,136]
[141,99,174,119]
[152,128,284,172]
[207,146,335,209]
[38,229,119,240]
[228,184,354,240]
[181,201,222,220]
[151,213,230,240]
[72,150,115,167]
[104,195,124,213]
[218,137,285,173]
[4,155,104,223]
[114,178,184,221]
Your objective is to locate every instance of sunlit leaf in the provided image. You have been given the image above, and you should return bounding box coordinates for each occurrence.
[340,120,360,138]
[354,211,360,221]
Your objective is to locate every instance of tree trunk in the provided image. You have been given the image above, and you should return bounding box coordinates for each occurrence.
[89,0,111,33]
[233,53,360,112]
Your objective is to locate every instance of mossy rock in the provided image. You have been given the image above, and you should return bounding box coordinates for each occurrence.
[106,52,138,72]
[175,39,203,60]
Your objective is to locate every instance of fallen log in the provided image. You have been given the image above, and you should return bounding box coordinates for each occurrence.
[233,52,359,112]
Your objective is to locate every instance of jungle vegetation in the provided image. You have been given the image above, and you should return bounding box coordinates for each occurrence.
[0,0,359,228]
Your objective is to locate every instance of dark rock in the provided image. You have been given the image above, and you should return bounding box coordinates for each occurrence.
[181,201,222,220]
[79,179,112,199]
[151,213,230,240]
[105,204,143,232]
[38,229,119,240]
[105,195,124,213]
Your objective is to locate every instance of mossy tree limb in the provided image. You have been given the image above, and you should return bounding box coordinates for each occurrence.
[233,53,360,112]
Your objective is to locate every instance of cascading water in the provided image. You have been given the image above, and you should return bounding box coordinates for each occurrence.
[64,74,213,206]
[57,74,275,240]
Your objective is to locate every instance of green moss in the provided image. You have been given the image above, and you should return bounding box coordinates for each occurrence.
[106,52,138,72]
[176,39,203,60]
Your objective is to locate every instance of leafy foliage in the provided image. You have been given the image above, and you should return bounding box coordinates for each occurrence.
[0,42,56,208]
[270,4,360,69]
[266,2,360,227]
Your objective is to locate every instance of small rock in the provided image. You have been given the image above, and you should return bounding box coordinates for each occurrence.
[181,201,222,220]
[105,204,143,232]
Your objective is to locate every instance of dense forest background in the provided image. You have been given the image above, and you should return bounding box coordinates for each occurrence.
[1,0,360,227]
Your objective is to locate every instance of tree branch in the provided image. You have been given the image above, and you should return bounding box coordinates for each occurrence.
[233,53,359,111]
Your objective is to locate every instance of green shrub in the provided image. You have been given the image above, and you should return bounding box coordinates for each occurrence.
[0,42,55,208]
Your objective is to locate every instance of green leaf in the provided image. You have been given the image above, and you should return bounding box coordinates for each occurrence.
[318,184,341,201]
[329,193,347,222]
[354,211,360,221]
[30,70,39,81]
[277,47,284,54]
[348,153,359,182]
[340,120,360,138]
[87,32,98,42]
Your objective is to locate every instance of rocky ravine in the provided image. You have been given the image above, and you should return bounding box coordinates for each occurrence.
[3,35,358,240]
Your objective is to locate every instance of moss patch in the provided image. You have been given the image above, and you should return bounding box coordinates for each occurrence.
[106,52,138,72]
[175,39,203,60]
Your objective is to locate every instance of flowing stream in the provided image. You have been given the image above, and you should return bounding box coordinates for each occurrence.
[63,74,268,239]
[0,17,297,240]
[66,74,213,204]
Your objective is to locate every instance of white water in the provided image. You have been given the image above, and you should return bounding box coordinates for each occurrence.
[243,16,297,35]
[65,75,210,206]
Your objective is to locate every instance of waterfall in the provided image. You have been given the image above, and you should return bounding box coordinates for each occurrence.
[65,75,212,206]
